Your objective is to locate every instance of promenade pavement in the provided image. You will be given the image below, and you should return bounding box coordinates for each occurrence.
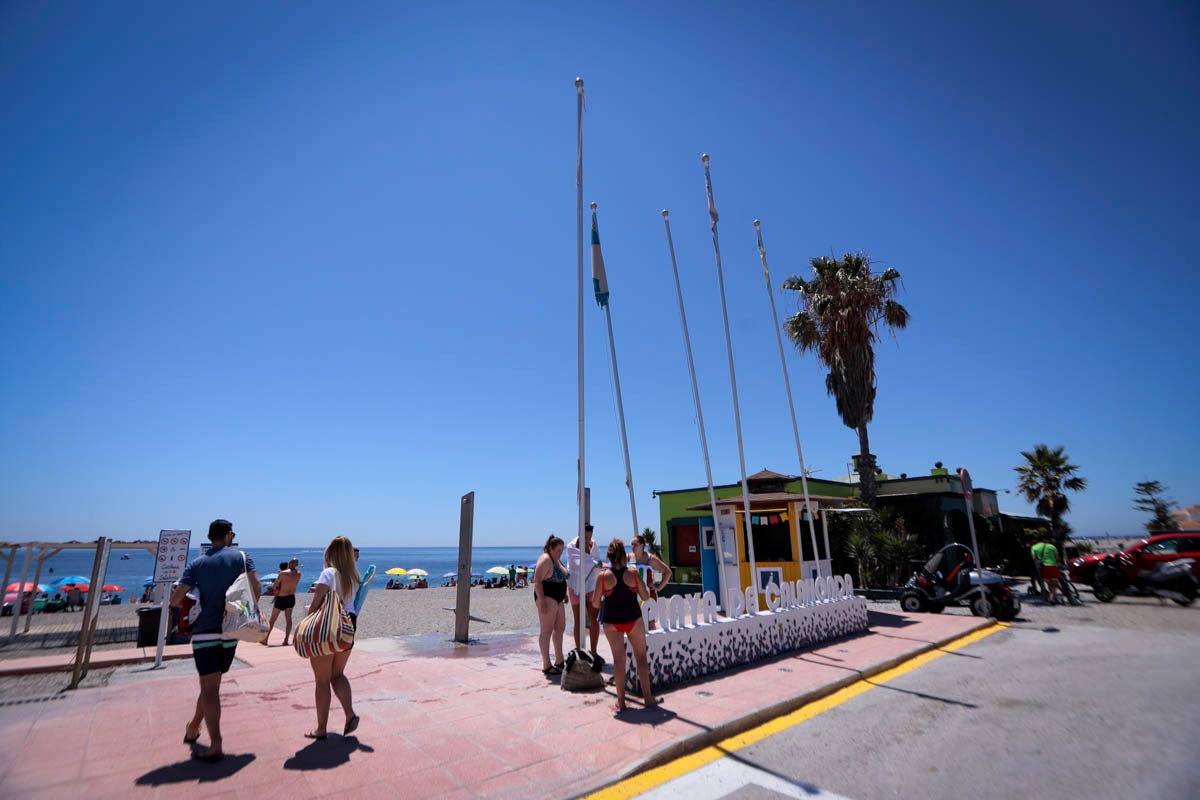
[0,610,990,799]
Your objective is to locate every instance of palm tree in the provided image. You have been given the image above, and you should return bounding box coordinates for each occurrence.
[1014,444,1088,546]
[783,253,909,508]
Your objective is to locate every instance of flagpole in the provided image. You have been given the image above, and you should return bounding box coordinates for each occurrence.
[575,77,588,628]
[592,203,640,540]
[662,209,730,614]
[755,219,822,578]
[703,154,759,609]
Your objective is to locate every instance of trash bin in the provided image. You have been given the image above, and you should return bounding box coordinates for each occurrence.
[137,606,162,647]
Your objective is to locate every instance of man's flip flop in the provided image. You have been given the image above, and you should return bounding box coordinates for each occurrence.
[542,665,562,676]
[343,715,360,736]
[183,728,201,744]
[192,750,223,762]
[304,731,328,740]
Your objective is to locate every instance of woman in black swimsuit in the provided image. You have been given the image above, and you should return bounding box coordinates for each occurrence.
[592,539,656,713]
[533,535,568,675]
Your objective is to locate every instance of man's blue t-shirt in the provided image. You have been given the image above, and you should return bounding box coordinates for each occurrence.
[179,546,256,636]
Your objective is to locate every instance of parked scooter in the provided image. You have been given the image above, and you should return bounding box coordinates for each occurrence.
[1092,555,1197,606]
[899,543,1021,621]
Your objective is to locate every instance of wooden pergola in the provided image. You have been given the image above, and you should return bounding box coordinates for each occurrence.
[0,537,159,687]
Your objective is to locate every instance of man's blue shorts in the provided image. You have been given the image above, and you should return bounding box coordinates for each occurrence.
[192,639,237,676]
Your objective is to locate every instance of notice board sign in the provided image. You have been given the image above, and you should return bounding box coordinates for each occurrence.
[154,529,191,584]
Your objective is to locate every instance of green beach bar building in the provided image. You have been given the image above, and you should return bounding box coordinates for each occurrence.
[653,467,1023,608]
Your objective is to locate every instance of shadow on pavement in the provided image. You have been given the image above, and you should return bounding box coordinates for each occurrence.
[134,753,255,785]
[867,610,919,628]
[283,736,374,770]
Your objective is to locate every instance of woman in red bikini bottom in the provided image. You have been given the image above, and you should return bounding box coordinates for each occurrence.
[591,539,657,713]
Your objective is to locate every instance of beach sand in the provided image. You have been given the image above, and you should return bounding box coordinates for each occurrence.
[0,584,552,662]
[284,584,543,639]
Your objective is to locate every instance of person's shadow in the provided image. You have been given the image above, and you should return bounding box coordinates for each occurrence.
[135,753,255,785]
[284,736,374,770]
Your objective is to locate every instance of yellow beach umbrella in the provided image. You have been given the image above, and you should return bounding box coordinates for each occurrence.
[385,567,407,576]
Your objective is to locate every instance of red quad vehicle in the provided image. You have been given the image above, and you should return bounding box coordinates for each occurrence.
[1069,533,1200,588]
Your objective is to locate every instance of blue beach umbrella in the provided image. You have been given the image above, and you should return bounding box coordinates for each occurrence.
[260,573,279,583]
[142,577,157,587]
[52,575,91,587]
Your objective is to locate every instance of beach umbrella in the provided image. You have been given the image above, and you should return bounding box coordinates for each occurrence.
[260,573,279,583]
[5,582,47,593]
[51,575,91,587]
[143,576,157,587]
[486,566,509,575]
[385,567,407,576]
[442,572,456,579]
[101,584,125,593]
[61,583,91,593]
[407,569,428,577]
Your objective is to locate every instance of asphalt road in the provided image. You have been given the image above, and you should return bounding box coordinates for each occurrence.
[632,591,1200,800]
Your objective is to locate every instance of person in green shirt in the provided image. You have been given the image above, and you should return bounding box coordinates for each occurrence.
[1031,535,1060,604]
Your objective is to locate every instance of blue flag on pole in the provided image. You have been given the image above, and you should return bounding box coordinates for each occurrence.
[591,207,609,308]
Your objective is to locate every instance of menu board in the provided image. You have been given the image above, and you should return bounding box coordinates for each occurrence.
[154,529,192,584]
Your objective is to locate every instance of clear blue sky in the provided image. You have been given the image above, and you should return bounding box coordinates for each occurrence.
[3,2,1197,547]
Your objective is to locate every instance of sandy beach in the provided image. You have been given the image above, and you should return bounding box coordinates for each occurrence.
[284,584,543,639]
[14,583,545,639]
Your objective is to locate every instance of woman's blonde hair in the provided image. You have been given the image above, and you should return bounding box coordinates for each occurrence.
[324,536,359,599]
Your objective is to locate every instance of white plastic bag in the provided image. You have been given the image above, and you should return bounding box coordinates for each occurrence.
[223,550,269,643]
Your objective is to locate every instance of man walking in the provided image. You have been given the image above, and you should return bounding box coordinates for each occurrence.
[1031,533,1060,605]
[262,557,300,646]
[171,519,259,761]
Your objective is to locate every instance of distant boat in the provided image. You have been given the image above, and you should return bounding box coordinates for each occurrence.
[120,554,130,560]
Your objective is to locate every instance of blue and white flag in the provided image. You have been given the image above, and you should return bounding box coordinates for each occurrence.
[591,208,609,308]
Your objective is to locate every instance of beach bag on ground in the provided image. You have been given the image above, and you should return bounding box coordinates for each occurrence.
[223,550,270,643]
[293,573,356,658]
[560,647,605,692]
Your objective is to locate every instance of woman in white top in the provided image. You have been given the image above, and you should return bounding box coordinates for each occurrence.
[305,536,360,739]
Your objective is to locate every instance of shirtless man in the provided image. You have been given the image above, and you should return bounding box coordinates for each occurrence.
[262,558,301,646]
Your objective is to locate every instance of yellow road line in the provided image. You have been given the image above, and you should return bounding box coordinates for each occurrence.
[585,622,1007,800]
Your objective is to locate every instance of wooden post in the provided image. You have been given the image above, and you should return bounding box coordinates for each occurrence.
[453,493,475,644]
[70,538,111,689]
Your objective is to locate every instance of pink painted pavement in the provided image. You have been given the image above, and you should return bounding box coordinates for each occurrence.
[0,610,989,799]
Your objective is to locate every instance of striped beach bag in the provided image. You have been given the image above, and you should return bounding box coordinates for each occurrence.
[294,582,355,658]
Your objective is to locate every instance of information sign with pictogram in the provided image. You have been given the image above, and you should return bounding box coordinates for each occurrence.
[154,529,192,584]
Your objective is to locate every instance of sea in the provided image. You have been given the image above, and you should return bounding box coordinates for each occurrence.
[19,545,544,600]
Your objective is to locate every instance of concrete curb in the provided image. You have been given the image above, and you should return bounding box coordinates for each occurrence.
[0,647,193,676]
[571,616,996,799]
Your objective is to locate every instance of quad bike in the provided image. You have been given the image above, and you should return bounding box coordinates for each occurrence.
[900,543,1021,621]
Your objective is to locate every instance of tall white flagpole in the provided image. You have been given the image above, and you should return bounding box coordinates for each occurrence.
[702,154,758,608]
[662,210,730,614]
[575,78,588,627]
[592,203,640,540]
[755,220,822,578]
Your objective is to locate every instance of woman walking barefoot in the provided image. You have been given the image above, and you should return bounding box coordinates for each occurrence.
[304,536,360,739]
[591,539,656,713]
[532,535,568,675]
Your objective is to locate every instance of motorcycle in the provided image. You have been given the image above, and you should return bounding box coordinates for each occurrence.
[899,543,1021,621]
[1092,555,1197,606]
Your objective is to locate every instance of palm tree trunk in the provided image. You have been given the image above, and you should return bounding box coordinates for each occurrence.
[857,425,877,509]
